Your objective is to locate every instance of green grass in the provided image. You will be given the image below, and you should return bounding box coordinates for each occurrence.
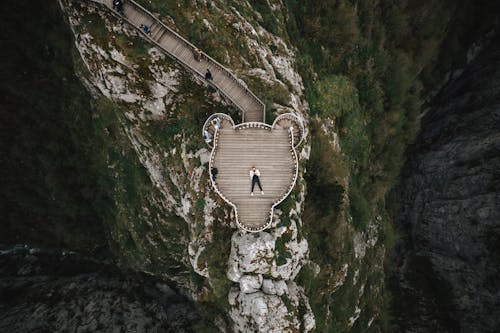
[310,75,360,118]
[284,0,460,328]
[82,12,109,43]
[305,124,346,219]
[275,230,292,266]
[249,0,282,36]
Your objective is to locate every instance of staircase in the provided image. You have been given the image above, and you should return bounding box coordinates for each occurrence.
[87,0,266,122]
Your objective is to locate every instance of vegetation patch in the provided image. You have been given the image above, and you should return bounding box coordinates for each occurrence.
[284,0,480,329]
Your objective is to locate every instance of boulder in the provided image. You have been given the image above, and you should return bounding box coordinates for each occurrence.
[239,275,263,294]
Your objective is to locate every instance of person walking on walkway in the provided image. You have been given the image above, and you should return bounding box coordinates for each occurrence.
[250,166,264,196]
[211,117,221,131]
[112,0,124,14]
[140,24,152,35]
[205,68,213,81]
[193,48,202,62]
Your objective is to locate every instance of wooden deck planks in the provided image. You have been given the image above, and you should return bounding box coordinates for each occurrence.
[212,126,295,229]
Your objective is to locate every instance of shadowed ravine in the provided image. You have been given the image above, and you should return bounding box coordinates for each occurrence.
[390,34,500,332]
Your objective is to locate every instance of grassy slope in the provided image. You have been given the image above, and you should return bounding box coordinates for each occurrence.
[285,0,500,331]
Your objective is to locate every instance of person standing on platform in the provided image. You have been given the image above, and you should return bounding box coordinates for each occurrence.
[205,68,213,81]
[140,24,152,35]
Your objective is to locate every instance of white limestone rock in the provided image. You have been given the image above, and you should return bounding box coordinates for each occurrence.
[197,148,211,165]
[348,306,362,327]
[229,290,299,333]
[229,281,315,332]
[227,231,275,282]
[354,222,379,260]
[274,280,288,296]
[239,275,263,294]
[228,287,239,307]
[188,243,209,278]
[261,279,276,295]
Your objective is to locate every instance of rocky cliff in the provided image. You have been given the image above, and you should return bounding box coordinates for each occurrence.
[0,246,199,332]
[5,0,499,332]
[2,0,385,329]
[391,35,500,332]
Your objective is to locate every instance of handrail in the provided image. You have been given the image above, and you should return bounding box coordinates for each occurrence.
[272,113,304,147]
[87,0,266,123]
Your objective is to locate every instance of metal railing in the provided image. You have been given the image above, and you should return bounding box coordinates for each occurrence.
[272,113,304,147]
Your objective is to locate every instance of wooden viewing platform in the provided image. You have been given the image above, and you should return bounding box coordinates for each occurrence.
[206,114,302,232]
[82,0,303,232]
[87,0,265,122]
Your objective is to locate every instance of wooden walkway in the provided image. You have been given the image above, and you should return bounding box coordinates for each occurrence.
[88,0,265,122]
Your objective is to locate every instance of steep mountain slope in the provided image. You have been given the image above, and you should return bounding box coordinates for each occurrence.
[391,35,500,332]
[0,0,108,254]
[58,0,314,331]
[2,0,499,332]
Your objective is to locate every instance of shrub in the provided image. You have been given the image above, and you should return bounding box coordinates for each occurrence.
[349,186,370,230]
[306,127,346,218]
[311,75,360,118]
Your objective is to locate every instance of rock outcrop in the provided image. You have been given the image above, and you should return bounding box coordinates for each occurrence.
[391,35,500,332]
[0,247,199,332]
[226,221,313,331]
